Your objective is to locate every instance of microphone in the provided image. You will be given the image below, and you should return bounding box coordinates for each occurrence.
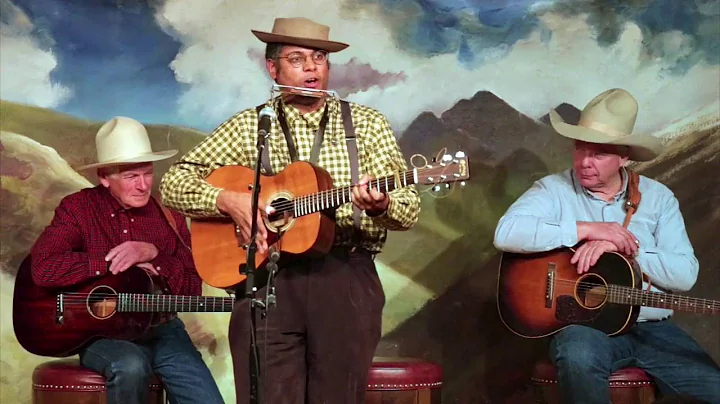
[258,106,276,138]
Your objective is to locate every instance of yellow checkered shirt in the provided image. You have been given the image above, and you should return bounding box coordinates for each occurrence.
[159,97,421,253]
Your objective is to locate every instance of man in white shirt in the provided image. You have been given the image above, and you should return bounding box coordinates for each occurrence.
[494,88,720,403]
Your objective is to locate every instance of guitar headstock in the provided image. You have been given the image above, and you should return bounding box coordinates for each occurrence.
[415,151,470,186]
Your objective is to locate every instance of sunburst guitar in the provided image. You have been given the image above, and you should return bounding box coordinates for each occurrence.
[190,152,470,289]
[497,247,719,338]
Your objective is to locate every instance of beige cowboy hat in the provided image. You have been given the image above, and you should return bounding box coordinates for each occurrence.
[549,88,664,161]
[77,116,178,170]
[251,17,349,53]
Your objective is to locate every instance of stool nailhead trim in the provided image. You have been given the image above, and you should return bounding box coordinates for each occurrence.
[531,377,653,387]
[368,382,443,389]
[33,383,163,390]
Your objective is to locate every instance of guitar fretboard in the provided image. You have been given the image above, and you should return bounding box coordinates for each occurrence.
[287,169,417,217]
[607,285,720,314]
[118,294,236,312]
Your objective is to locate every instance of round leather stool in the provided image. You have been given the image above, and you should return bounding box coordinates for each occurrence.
[32,358,165,404]
[531,359,656,404]
[365,356,443,404]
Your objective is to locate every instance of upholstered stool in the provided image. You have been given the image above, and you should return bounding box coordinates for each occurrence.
[32,358,165,404]
[365,356,443,404]
[531,359,656,404]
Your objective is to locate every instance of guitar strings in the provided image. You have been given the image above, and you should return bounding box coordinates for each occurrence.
[264,161,454,214]
[516,277,720,311]
[266,170,416,214]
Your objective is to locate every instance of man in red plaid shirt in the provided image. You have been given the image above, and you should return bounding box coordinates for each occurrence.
[29,117,224,404]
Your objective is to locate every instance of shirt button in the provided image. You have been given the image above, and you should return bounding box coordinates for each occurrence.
[130,218,134,222]
[111,214,115,217]
[95,271,100,275]
[123,229,128,234]
[156,266,161,270]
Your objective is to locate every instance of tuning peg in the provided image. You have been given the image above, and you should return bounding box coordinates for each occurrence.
[433,185,441,192]
[455,151,465,158]
[442,154,452,161]
[460,181,466,187]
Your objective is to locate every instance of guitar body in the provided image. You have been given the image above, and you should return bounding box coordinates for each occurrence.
[13,256,160,357]
[497,248,642,338]
[190,162,337,289]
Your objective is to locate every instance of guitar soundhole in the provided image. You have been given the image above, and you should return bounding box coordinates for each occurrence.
[266,194,295,233]
[86,286,118,320]
[575,274,608,310]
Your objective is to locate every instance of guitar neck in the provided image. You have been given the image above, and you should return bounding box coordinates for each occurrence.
[117,294,236,313]
[607,285,720,314]
[289,169,417,217]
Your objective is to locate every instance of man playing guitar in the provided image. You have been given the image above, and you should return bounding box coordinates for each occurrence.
[29,117,224,404]
[159,16,421,404]
[493,88,720,403]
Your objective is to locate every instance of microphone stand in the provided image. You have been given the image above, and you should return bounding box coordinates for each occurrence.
[241,115,271,404]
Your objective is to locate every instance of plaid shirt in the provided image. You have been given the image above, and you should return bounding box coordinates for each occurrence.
[30,185,202,296]
[160,97,420,252]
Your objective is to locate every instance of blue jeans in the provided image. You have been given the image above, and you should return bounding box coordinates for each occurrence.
[550,321,720,404]
[79,317,224,404]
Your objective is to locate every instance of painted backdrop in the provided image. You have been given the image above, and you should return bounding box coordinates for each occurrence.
[1,0,719,402]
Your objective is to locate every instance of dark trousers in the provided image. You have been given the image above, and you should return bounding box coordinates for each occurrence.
[550,321,720,404]
[229,247,385,404]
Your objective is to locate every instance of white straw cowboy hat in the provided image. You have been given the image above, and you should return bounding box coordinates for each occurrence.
[77,116,178,170]
[251,17,349,53]
[549,88,664,161]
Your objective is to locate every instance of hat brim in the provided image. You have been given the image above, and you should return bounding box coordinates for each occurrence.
[251,30,348,53]
[549,110,664,162]
[76,149,178,171]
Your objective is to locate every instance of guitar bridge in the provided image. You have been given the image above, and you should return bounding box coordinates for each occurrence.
[545,262,556,308]
[56,293,65,324]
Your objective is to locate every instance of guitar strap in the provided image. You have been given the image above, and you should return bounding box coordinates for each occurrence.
[152,196,192,253]
[254,100,362,246]
[622,169,652,291]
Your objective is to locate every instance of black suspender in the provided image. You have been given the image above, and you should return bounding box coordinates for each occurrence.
[255,100,362,241]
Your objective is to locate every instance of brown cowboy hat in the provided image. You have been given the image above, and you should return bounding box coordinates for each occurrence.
[251,17,349,53]
[549,88,664,161]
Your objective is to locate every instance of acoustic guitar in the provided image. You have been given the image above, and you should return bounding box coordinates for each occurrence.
[190,153,470,289]
[12,256,235,357]
[496,247,719,338]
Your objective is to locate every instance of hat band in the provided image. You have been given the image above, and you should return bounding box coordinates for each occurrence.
[577,120,629,137]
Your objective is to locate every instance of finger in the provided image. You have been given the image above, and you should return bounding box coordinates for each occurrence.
[368,187,386,202]
[108,249,129,274]
[579,244,596,274]
[358,174,372,185]
[614,233,633,256]
[620,229,639,255]
[112,253,135,274]
[351,186,370,210]
[356,185,374,204]
[105,242,128,262]
[589,245,605,268]
[571,245,583,264]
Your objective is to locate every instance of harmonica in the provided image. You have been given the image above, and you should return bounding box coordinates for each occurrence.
[272,84,338,99]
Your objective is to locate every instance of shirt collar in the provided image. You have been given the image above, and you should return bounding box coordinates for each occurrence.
[573,167,629,202]
[273,96,339,128]
[96,184,153,216]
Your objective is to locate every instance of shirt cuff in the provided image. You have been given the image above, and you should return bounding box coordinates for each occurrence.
[150,252,176,273]
[558,217,579,247]
[537,218,578,248]
[369,197,401,229]
[204,186,224,217]
[89,252,108,277]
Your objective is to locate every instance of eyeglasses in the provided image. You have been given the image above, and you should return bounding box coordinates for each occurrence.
[278,51,328,68]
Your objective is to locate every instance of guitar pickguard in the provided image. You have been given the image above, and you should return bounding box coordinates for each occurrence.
[555,295,601,324]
